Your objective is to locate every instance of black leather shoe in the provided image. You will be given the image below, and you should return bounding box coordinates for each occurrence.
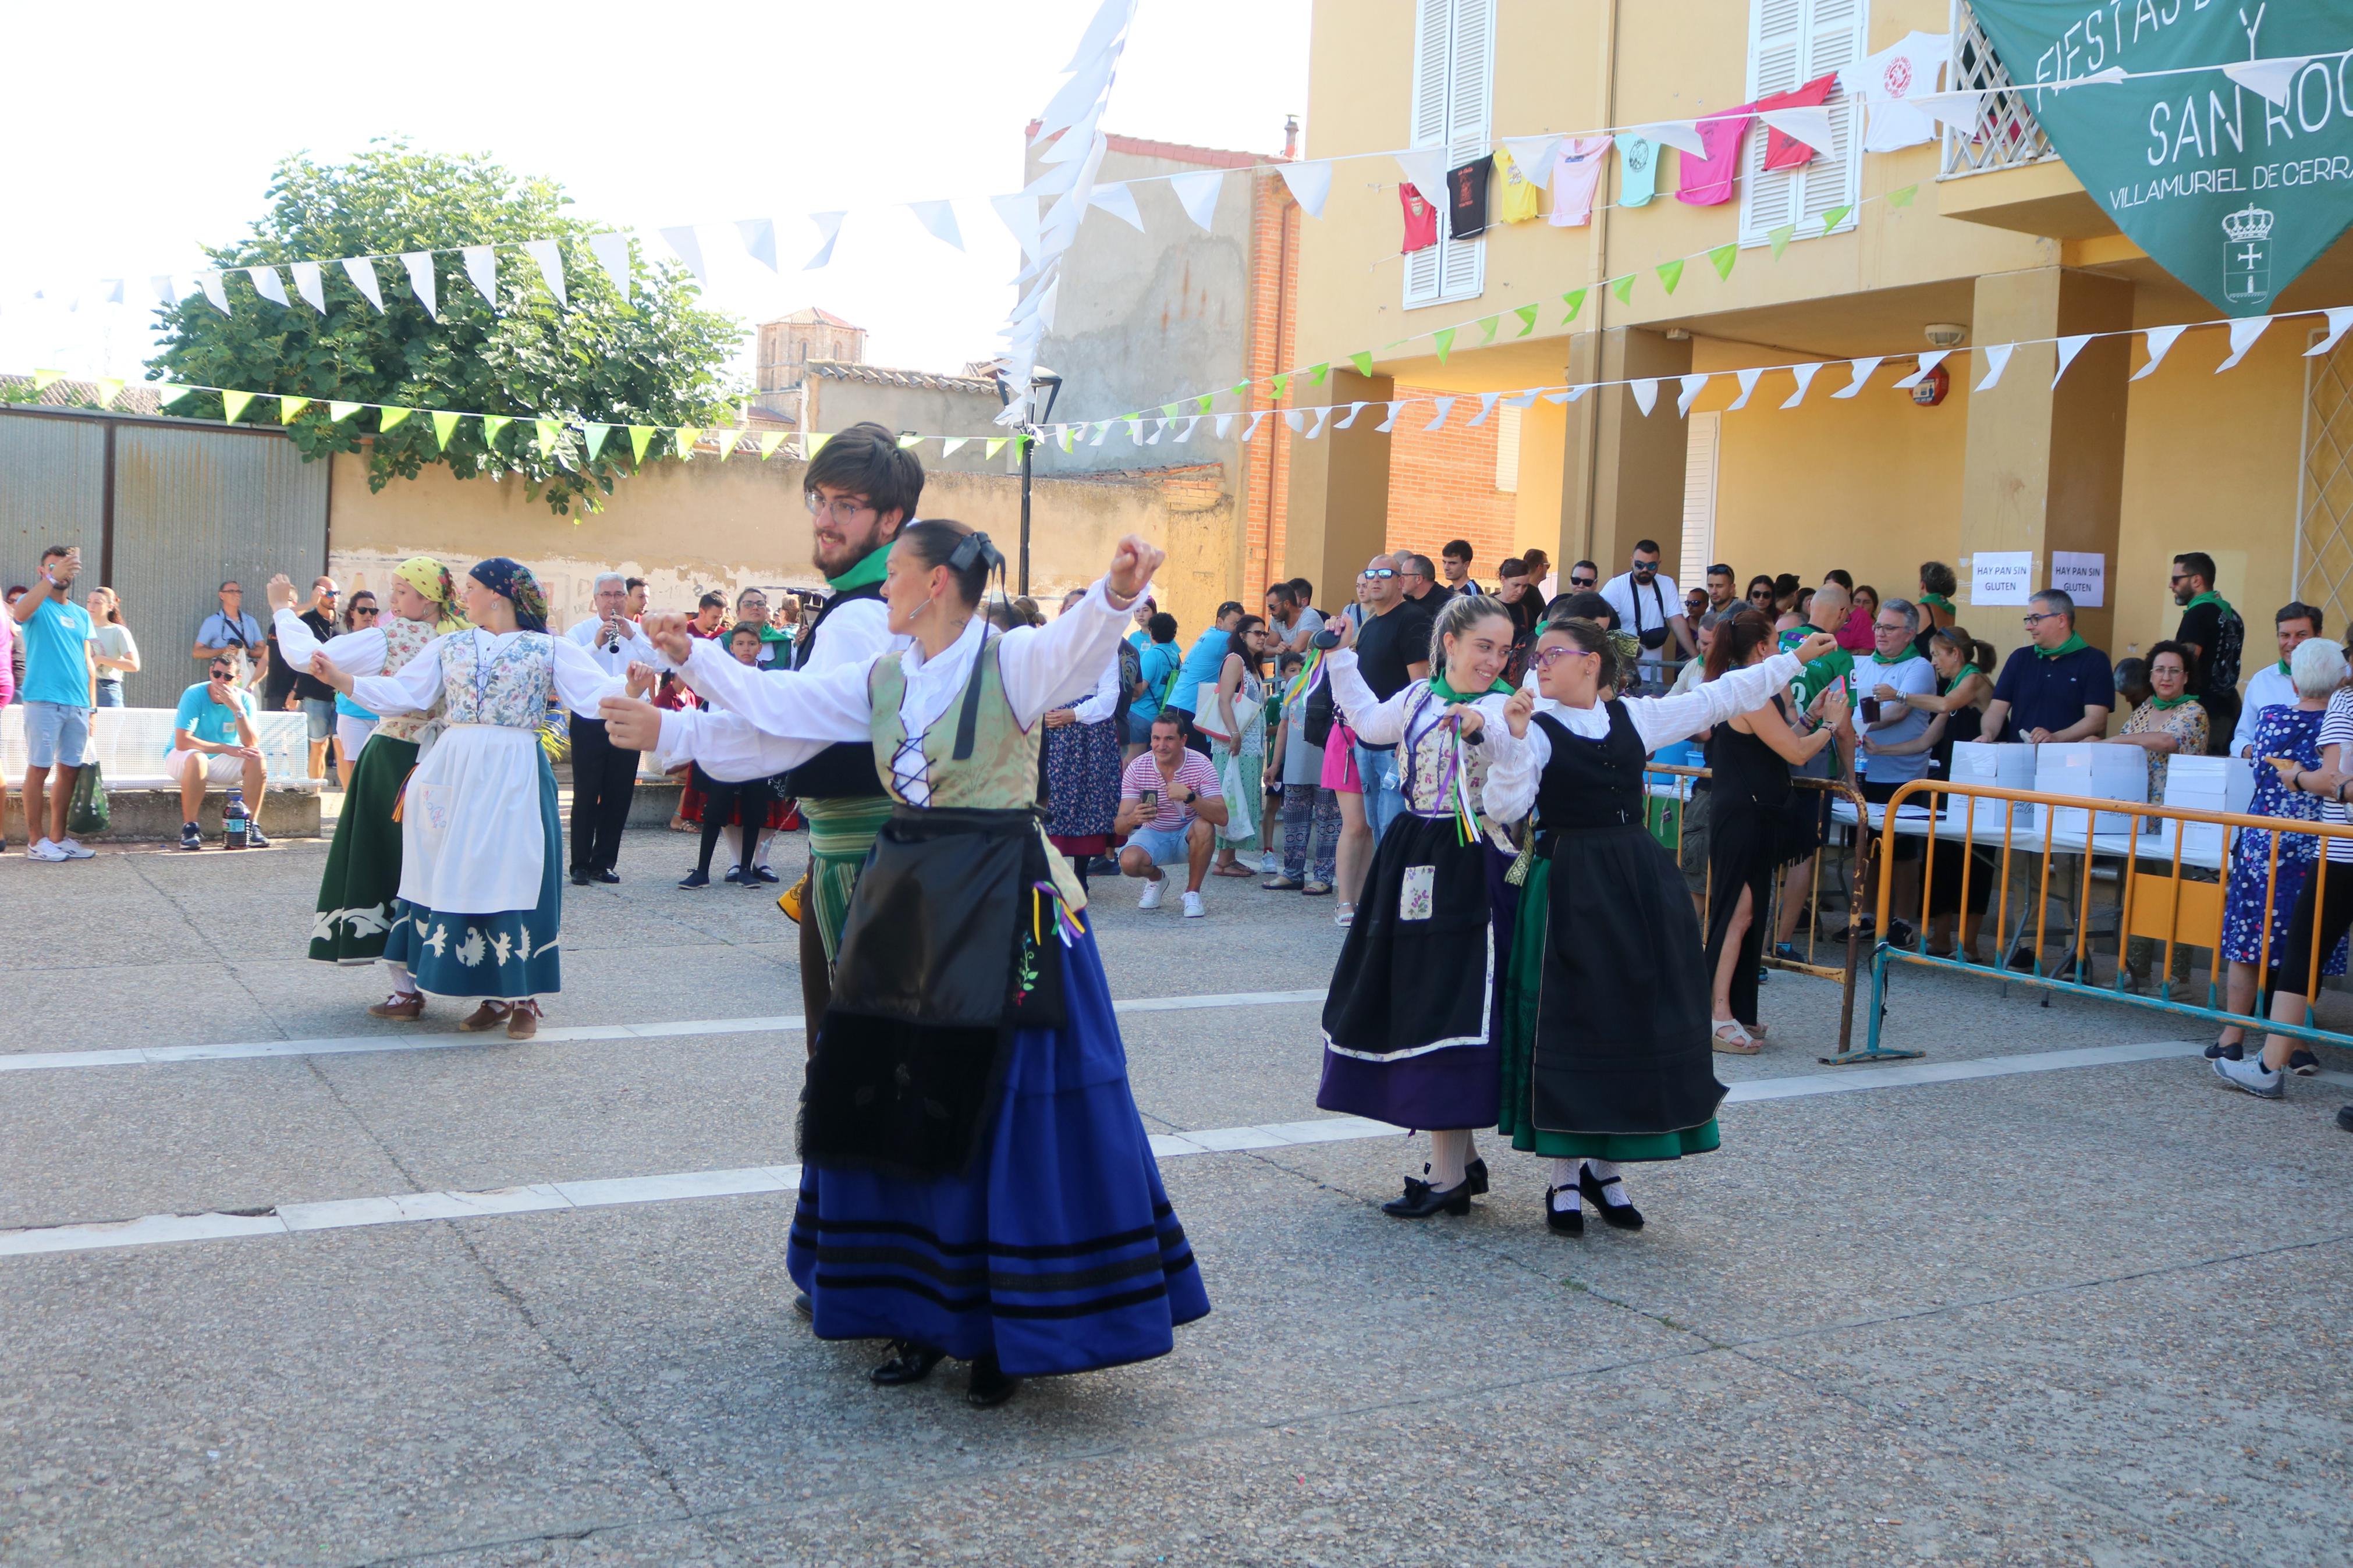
[870,1341,947,1385]
[2338,1104,2353,1134]
[1578,1164,1645,1231]
[965,1352,1020,1408]
[1383,1176,1471,1218]
[569,869,592,886]
[596,869,620,884]
[1422,1157,1490,1196]
[1544,1188,1584,1236]
[793,1290,813,1320]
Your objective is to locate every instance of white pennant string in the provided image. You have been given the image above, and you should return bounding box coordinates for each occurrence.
[1503,391,1539,408]
[2221,55,2311,108]
[1174,416,1199,443]
[1394,148,1450,201]
[1499,135,1563,189]
[1126,417,1145,446]
[659,226,708,282]
[588,233,632,298]
[290,261,325,313]
[909,201,964,251]
[247,266,289,308]
[735,218,778,271]
[399,253,436,319]
[1756,105,1835,156]
[1891,350,1947,390]
[1087,183,1145,232]
[2307,308,2353,358]
[990,195,1043,260]
[340,257,384,312]
[1376,401,1404,432]
[1147,419,1165,445]
[1726,367,1765,410]
[804,212,847,271]
[1241,410,1270,442]
[148,275,176,307]
[1305,406,1331,439]
[1215,413,1236,439]
[2132,325,2186,380]
[1334,401,1366,429]
[1283,408,1305,432]
[1467,391,1501,427]
[198,272,230,314]
[1089,420,1112,446]
[941,437,968,457]
[1628,378,1659,417]
[1676,373,1709,417]
[1779,362,1823,409]
[1832,357,1884,399]
[1424,395,1457,431]
[2050,335,2092,389]
[524,239,567,306]
[1277,160,1333,219]
[462,246,498,308]
[1974,343,2015,391]
[1169,170,1224,233]
[1630,120,1707,157]
[2216,316,2273,372]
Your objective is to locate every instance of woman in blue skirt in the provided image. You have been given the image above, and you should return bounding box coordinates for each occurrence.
[601,525,1206,1407]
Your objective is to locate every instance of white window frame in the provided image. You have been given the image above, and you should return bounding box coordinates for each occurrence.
[1404,0,1493,310]
[1737,0,1868,248]
[1680,411,1720,579]
[1493,403,1522,492]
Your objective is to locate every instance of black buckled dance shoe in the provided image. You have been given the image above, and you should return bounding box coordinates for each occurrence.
[1578,1164,1645,1231]
[965,1352,1020,1409]
[1383,1176,1472,1218]
[1421,1157,1490,1195]
[1544,1187,1584,1236]
[870,1341,947,1385]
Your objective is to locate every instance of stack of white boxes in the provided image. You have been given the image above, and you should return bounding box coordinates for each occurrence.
[2032,741,2150,839]
[2164,754,2256,867]
[1947,742,2038,840]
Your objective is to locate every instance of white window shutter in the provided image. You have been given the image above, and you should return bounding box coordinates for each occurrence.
[1795,0,1863,233]
[1680,412,1720,579]
[1739,0,1805,246]
[1739,0,1862,247]
[1403,0,1492,310]
[1404,0,1452,309]
[1494,403,1522,492]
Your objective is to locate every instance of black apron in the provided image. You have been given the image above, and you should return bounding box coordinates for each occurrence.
[1529,705,1726,1136]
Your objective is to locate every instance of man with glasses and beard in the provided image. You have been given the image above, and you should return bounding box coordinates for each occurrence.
[1598,541,1694,694]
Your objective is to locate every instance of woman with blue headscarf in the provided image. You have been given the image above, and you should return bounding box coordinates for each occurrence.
[307,558,623,1039]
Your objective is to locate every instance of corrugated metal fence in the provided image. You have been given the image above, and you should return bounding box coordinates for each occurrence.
[0,405,328,709]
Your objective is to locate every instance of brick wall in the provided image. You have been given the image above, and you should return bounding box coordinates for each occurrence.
[1385,385,1520,580]
[1240,168,1301,598]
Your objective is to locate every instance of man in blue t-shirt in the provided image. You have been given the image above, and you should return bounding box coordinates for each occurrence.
[1127,611,1184,755]
[166,652,270,851]
[1982,588,2114,744]
[10,545,98,861]
[1165,600,1245,755]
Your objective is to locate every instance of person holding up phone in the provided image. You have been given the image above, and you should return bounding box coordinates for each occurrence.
[1116,712,1228,917]
[165,651,269,851]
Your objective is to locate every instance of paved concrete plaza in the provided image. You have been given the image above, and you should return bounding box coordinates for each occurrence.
[4,820,2351,1567]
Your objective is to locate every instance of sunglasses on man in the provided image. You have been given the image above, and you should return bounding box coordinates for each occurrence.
[1568,574,1597,588]
[1362,567,1398,580]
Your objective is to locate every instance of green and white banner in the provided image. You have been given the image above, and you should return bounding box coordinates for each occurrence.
[1968,1,2353,316]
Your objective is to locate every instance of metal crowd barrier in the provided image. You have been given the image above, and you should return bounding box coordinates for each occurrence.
[1861,780,2353,1057]
[1648,763,1889,1063]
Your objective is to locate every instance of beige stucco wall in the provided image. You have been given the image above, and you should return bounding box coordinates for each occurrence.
[325,450,1237,638]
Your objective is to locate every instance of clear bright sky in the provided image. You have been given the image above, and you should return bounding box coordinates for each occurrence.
[0,0,1310,389]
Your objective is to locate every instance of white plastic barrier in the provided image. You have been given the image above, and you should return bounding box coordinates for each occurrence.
[1,705,321,791]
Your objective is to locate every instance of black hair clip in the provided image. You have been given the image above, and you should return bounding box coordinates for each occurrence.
[948,530,1004,574]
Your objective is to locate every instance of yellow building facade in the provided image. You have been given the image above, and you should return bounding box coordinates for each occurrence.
[1284,0,2353,681]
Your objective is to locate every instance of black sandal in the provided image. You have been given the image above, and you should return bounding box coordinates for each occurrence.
[1577,1165,1645,1231]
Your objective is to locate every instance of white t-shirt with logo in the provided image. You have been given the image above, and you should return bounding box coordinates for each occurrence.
[1842,30,1950,152]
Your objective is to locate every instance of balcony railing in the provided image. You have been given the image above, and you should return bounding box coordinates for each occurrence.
[1940,0,2058,178]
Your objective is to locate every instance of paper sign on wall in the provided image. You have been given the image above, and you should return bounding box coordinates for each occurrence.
[1969,551,2034,606]
[2050,550,2104,608]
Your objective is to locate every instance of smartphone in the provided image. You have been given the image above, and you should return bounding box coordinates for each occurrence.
[1140,788,1159,809]
[1311,627,1342,650]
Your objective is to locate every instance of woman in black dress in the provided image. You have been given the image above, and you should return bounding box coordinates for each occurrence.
[1880,626,1997,961]
[1482,618,1841,1233]
[1702,611,1850,1053]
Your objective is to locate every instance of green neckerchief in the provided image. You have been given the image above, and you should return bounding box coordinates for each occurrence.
[1868,646,1922,665]
[1429,671,1516,705]
[1917,591,1955,613]
[2184,588,2234,620]
[1946,664,1983,691]
[825,547,889,593]
[2035,631,2089,660]
[2278,658,2292,678]
[2145,692,2198,710]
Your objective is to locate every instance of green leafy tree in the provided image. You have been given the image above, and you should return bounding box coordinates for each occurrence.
[148,141,743,514]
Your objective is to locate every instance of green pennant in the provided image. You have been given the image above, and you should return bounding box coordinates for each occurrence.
[94,377,125,408]
[1009,434,1028,460]
[1057,426,1074,453]
[1513,304,1538,337]
[1708,243,1738,280]
[1609,275,1634,305]
[673,425,702,460]
[1350,350,1374,378]
[378,405,413,433]
[1230,382,1249,401]
[535,418,562,455]
[896,432,921,450]
[1307,362,1329,385]
[278,395,310,424]
[481,415,512,450]
[1432,328,1455,364]
[629,425,656,464]
[1887,183,1918,208]
[1820,204,1852,233]
[758,431,787,460]
[582,422,612,461]
[328,400,363,423]
[154,383,193,406]
[430,410,462,450]
[1477,315,1500,344]
[31,368,65,390]
[985,436,1007,459]
[1768,223,1795,259]
[713,428,740,461]
[1195,393,1213,414]
[803,432,830,459]
[1656,259,1684,294]
[1271,372,1290,400]
[221,389,255,423]
[1561,289,1587,323]
[1160,403,1183,421]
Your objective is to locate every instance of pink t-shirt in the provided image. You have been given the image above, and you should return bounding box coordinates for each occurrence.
[1399,182,1439,253]
[1676,105,1756,206]
[1121,749,1223,833]
[1546,136,1613,227]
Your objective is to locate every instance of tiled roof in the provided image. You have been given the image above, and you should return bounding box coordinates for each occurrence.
[805,360,999,396]
[0,374,165,414]
[771,306,862,329]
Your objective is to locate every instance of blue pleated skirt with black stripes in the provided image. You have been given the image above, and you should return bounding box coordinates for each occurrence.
[786,925,1211,1377]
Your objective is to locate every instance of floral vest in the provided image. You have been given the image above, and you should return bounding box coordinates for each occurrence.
[372,617,443,742]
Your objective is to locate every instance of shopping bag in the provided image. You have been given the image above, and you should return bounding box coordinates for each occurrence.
[66,760,109,837]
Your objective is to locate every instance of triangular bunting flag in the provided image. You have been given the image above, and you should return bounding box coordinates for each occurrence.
[1169,169,1224,233]
[1350,350,1375,378]
[588,233,631,297]
[1272,372,1291,400]
[31,368,66,390]
[1160,403,1183,421]
[1562,288,1587,323]
[400,253,437,319]
[526,239,568,305]
[1467,391,1501,427]
[1780,363,1824,409]
[1477,316,1500,345]
[897,432,922,450]
[1887,184,1919,208]
[290,261,325,312]
[2306,308,2353,360]
[659,226,708,282]
[1974,343,2015,392]
[340,257,385,312]
[534,419,562,456]
[1241,411,1269,443]
[985,437,1008,459]
[1173,416,1198,443]
[989,194,1042,260]
[1893,350,1949,390]
[1334,401,1366,429]
[1768,223,1795,260]
[221,389,255,423]
[1375,402,1404,432]
[379,406,414,433]
[1500,135,1564,190]
[804,212,847,270]
[198,272,230,314]
[1307,363,1329,385]
[1283,409,1304,433]
[734,218,778,271]
[93,378,125,409]
[1609,275,1634,305]
[1627,379,1658,417]
[1126,417,1146,445]
[581,423,612,462]
[1432,328,1454,365]
[2050,335,2093,389]
[674,426,704,460]
[2132,324,2187,381]
[1513,304,1539,337]
[1676,374,1709,417]
[278,395,310,423]
[1394,150,1449,205]
[1304,407,1331,439]
[1630,120,1708,157]
[803,432,831,460]
[758,432,789,460]
[941,437,968,457]
[1726,367,1765,411]
[154,383,193,406]
[1087,183,1146,231]
[629,425,656,464]
[2217,317,2272,372]
[1708,243,1737,280]
[461,246,497,308]
[713,428,741,461]
[247,266,289,308]
[1819,204,1852,234]
[1276,160,1333,219]
[430,410,463,450]
[2221,55,2309,108]
[1423,396,1457,431]
[908,201,963,251]
[482,415,512,449]
[1832,357,1884,399]
[1656,259,1684,294]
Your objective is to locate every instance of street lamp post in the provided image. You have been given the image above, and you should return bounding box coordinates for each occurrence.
[995,366,1062,597]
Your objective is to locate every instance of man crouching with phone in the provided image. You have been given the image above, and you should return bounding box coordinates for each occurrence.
[1116,711,1228,919]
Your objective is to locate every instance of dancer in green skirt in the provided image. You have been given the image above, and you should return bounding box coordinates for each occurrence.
[268,561,466,1016]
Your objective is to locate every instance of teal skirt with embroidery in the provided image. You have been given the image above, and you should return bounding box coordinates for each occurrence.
[384,753,563,1000]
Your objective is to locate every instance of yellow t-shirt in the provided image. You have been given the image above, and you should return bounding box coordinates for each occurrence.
[1493,147,1542,224]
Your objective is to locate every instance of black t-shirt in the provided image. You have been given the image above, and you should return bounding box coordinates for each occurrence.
[1446,156,1492,239]
[1354,598,1438,731]
[1415,584,1455,617]
[292,609,338,702]
[2173,600,2243,698]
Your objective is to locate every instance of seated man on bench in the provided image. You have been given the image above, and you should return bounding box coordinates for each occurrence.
[168,651,271,851]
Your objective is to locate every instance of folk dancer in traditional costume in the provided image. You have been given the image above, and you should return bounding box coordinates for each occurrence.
[1480,617,1840,1233]
[306,559,623,1040]
[599,524,1208,1407]
[267,563,467,1014]
[1315,595,1524,1219]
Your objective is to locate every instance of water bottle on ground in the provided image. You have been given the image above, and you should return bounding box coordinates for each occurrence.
[223,788,250,851]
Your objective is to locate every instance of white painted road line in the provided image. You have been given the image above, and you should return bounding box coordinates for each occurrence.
[0,1039,2210,1261]
[0,989,1332,1075]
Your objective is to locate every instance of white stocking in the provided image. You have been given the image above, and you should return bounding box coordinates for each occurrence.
[755,827,777,870]
[1584,1157,1634,1207]
[1426,1130,1472,1190]
[1548,1158,1581,1210]
[383,959,418,996]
